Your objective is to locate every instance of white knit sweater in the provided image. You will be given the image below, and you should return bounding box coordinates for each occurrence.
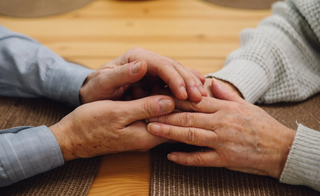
[207,0,320,191]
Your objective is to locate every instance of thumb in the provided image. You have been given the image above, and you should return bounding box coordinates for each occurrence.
[119,95,175,124]
[211,78,243,102]
[108,60,148,89]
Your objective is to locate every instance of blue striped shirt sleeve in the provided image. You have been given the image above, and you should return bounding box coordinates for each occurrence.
[0,126,64,186]
[0,25,94,186]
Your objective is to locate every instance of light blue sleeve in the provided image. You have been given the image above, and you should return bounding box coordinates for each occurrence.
[0,25,94,106]
[0,25,95,186]
[0,126,64,187]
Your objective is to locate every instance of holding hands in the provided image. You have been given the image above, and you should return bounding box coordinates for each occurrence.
[51,47,206,161]
[53,47,296,180]
[147,79,296,179]
[51,95,174,161]
[79,47,206,103]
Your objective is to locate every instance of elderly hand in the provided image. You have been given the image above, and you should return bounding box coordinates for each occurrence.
[79,47,206,104]
[50,95,174,161]
[146,79,296,179]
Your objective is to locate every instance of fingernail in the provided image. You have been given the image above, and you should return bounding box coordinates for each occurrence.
[147,123,160,134]
[167,153,177,161]
[131,61,142,74]
[180,86,187,99]
[159,98,174,114]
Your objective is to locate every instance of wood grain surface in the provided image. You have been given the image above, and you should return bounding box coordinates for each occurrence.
[0,0,271,195]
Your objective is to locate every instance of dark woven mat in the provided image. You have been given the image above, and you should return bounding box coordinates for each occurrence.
[0,97,101,196]
[151,93,320,196]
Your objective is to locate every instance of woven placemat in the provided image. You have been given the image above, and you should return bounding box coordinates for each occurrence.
[0,97,101,196]
[151,93,320,196]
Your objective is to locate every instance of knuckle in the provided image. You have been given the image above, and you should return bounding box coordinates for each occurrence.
[125,47,146,62]
[130,47,145,53]
[143,101,157,117]
[163,125,172,138]
[193,154,204,166]
[181,112,194,126]
[186,127,196,143]
[190,101,201,111]
[172,61,183,68]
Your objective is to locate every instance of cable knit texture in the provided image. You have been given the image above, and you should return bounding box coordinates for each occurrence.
[206,0,320,191]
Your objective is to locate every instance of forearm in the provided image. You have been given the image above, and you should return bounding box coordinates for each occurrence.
[207,0,320,104]
[0,25,94,106]
[0,126,64,187]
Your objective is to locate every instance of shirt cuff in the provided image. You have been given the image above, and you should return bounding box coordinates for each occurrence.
[0,126,64,187]
[280,124,320,192]
[45,61,94,106]
[205,59,269,104]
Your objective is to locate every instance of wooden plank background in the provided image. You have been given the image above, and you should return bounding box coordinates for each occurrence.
[0,0,271,195]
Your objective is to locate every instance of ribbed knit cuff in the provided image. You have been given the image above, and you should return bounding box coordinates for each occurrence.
[205,59,269,104]
[280,124,320,192]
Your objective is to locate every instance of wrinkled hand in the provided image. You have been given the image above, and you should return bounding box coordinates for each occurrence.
[50,95,174,161]
[79,47,206,104]
[146,79,296,179]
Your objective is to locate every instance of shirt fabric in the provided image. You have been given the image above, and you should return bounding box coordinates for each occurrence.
[0,25,94,186]
[207,0,320,192]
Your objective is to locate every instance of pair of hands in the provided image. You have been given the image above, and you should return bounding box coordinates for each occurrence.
[51,46,295,180]
[147,78,296,179]
[50,47,206,161]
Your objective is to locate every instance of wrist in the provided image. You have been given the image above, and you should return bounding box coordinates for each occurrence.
[79,72,95,104]
[274,127,296,179]
[50,120,78,162]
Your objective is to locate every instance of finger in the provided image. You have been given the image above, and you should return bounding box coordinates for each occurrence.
[188,69,206,84]
[127,121,168,151]
[105,60,147,89]
[120,48,199,101]
[167,150,224,167]
[147,122,217,147]
[173,96,221,113]
[155,62,189,100]
[169,62,203,102]
[188,69,207,97]
[211,78,244,103]
[118,95,175,123]
[146,112,216,131]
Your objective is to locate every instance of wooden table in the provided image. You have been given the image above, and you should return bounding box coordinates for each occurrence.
[0,0,270,195]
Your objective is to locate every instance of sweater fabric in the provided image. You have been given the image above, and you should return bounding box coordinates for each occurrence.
[206,0,320,191]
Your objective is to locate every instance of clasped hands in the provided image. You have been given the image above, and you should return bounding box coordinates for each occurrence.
[51,47,296,180]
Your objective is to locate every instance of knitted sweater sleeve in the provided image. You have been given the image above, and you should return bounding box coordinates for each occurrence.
[207,0,320,104]
[206,0,320,191]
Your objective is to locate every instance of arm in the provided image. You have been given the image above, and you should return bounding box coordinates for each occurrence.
[0,25,203,186]
[0,94,174,186]
[0,25,93,186]
[0,25,94,106]
[0,126,64,187]
[207,0,320,104]
[205,0,320,190]
[147,79,320,192]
